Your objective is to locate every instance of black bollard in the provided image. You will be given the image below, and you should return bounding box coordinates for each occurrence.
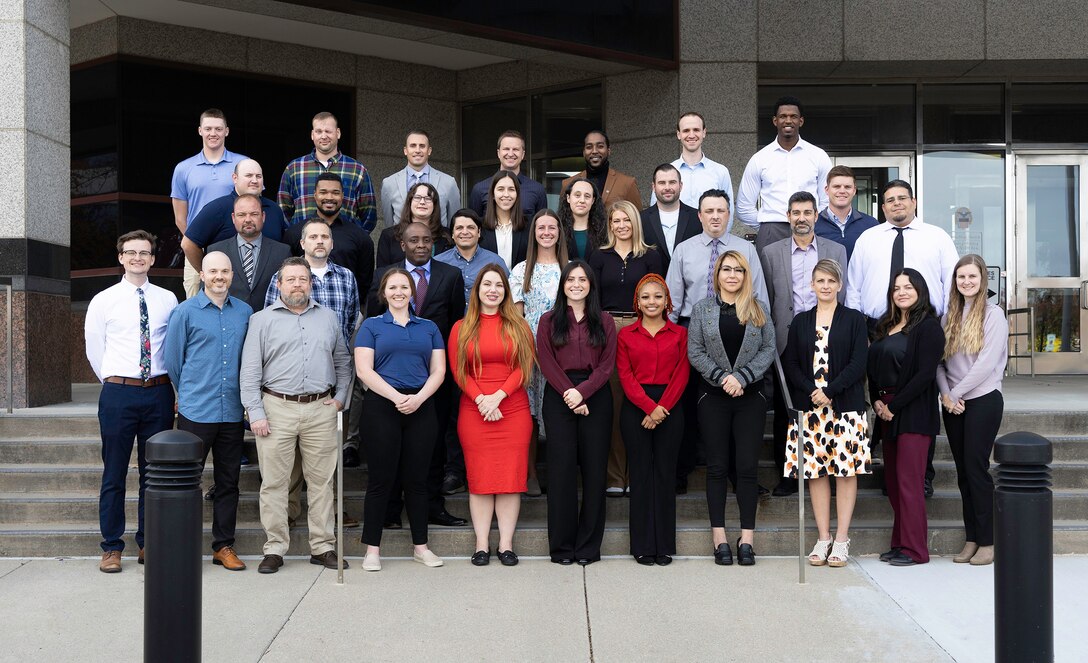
[144,429,204,663]
[993,431,1053,663]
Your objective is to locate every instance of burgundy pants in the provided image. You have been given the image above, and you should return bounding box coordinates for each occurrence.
[884,430,931,563]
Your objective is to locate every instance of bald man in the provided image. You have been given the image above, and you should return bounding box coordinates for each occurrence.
[164,251,254,570]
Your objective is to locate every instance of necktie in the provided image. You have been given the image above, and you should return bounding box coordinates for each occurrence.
[890,228,905,281]
[137,287,151,381]
[413,267,429,313]
[706,238,722,299]
[242,242,255,287]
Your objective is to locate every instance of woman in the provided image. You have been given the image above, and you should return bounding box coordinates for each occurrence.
[448,266,536,567]
[589,201,665,496]
[937,254,1008,566]
[537,260,617,565]
[510,209,569,496]
[616,274,689,565]
[376,181,452,266]
[867,268,944,567]
[782,259,870,568]
[558,178,606,261]
[354,269,447,572]
[688,251,775,567]
[480,170,530,269]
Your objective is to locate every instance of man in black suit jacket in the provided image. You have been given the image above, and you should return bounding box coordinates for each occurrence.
[641,164,702,273]
[207,194,292,312]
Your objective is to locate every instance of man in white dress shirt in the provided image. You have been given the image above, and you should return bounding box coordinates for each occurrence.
[651,112,734,221]
[380,129,461,229]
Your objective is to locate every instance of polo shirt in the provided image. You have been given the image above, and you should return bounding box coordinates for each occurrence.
[184,191,288,247]
[171,149,247,225]
[355,310,444,390]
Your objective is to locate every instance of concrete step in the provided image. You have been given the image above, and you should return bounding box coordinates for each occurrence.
[0,416,101,438]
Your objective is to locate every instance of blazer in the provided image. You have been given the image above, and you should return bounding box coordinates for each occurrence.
[640,202,701,272]
[207,236,291,313]
[561,168,642,210]
[759,235,848,355]
[367,260,466,340]
[379,166,461,230]
[782,304,868,414]
[480,227,531,269]
[687,296,776,392]
[867,316,944,441]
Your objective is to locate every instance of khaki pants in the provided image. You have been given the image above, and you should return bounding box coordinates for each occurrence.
[183,261,201,299]
[256,394,339,556]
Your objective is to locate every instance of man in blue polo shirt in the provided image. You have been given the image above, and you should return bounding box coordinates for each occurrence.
[814,165,878,262]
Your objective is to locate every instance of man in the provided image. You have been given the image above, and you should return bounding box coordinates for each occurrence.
[380,129,461,227]
[181,159,288,274]
[561,130,641,210]
[759,191,847,496]
[650,112,733,218]
[368,223,467,527]
[163,251,252,571]
[171,109,247,297]
[736,96,833,254]
[207,194,291,313]
[240,257,352,573]
[278,111,378,232]
[467,130,548,218]
[85,230,178,573]
[814,165,879,261]
[283,172,375,306]
[641,163,703,273]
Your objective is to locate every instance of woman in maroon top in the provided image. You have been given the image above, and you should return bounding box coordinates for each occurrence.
[616,274,689,565]
[536,260,618,565]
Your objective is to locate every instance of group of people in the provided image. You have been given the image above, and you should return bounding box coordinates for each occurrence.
[85,97,1008,575]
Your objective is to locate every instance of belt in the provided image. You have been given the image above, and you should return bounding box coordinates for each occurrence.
[105,375,171,388]
[878,388,897,397]
[608,311,638,319]
[261,387,333,403]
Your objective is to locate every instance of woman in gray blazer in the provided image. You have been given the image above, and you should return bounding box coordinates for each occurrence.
[688,250,775,566]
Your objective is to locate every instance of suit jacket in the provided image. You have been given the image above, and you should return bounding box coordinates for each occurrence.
[640,202,702,272]
[562,168,642,210]
[759,235,848,355]
[367,260,466,340]
[687,297,776,391]
[480,228,531,269]
[379,166,461,229]
[207,236,291,313]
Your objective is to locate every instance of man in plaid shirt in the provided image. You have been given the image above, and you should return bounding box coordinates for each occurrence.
[278,111,378,232]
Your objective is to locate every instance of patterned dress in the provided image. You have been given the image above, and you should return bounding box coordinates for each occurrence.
[784,325,871,479]
[510,260,562,422]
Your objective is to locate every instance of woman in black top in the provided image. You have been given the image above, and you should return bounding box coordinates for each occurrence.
[376,182,452,266]
[480,170,530,269]
[867,267,944,567]
[558,178,606,261]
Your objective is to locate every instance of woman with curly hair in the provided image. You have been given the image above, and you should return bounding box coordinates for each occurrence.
[558,177,606,261]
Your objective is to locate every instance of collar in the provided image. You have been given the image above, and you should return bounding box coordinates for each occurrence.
[771,137,812,153]
[405,259,432,274]
[821,207,856,224]
[197,148,237,166]
[585,161,610,177]
[406,164,432,178]
[309,149,341,165]
[380,309,422,325]
[699,231,728,246]
[236,234,262,249]
[716,297,738,315]
[194,289,234,309]
[676,153,709,170]
[879,217,922,233]
[791,236,816,253]
[634,318,678,337]
[118,276,150,293]
[269,296,319,313]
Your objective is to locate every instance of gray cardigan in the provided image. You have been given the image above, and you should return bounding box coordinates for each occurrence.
[687,296,777,388]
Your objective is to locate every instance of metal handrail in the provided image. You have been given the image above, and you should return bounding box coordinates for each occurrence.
[771,353,806,584]
[1,279,11,414]
[1006,307,1035,377]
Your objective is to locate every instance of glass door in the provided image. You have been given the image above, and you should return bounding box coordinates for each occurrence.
[1014,155,1088,373]
[832,155,913,221]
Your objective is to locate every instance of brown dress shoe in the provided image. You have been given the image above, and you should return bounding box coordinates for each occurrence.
[138,548,145,565]
[99,550,122,573]
[258,554,283,574]
[337,512,360,528]
[212,546,246,571]
[310,551,348,569]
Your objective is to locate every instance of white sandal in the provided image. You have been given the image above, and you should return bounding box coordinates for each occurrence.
[828,539,850,568]
[808,539,832,566]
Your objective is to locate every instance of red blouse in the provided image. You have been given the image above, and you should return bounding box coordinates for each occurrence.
[616,319,690,415]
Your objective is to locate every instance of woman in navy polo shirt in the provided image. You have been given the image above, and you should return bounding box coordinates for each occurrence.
[355,268,447,572]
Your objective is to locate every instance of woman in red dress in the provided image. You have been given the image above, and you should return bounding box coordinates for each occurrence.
[449,264,536,566]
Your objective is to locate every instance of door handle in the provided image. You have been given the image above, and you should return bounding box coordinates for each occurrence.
[1082,281,1088,309]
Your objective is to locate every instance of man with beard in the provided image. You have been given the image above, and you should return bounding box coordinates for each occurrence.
[208,194,291,312]
[651,112,734,221]
[641,163,703,273]
[561,130,641,211]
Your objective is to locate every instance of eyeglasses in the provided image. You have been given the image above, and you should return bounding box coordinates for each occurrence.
[121,250,153,258]
[719,266,746,275]
[412,195,434,203]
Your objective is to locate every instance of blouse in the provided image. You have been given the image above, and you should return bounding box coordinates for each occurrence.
[616,320,690,415]
[536,307,618,399]
[510,260,562,334]
[355,310,444,390]
[718,302,746,366]
[936,301,1008,401]
[587,247,665,312]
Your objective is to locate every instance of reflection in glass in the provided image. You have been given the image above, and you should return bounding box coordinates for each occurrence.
[1026,165,1081,278]
[921,152,1004,272]
[531,86,602,158]
[1028,288,1081,353]
[922,84,1003,144]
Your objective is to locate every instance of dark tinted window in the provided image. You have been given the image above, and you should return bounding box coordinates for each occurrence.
[922,84,1004,144]
[1012,83,1088,144]
[758,85,915,148]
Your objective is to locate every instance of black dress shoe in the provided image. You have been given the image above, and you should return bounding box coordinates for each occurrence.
[383,519,402,529]
[771,479,798,497]
[553,557,575,566]
[441,473,467,495]
[757,484,770,496]
[498,550,519,566]
[888,551,917,566]
[204,484,216,501]
[924,477,934,498]
[736,538,756,566]
[258,554,283,574]
[655,555,672,566]
[576,558,594,566]
[342,447,361,468]
[429,510,468,527]
[635,555,655,566]
[471,550,490,566]
[879,547,902,562]
[714,543,733,566]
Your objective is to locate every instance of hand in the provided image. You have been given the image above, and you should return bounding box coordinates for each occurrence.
[563,388,584,409]
[477,392,506,417]
[875,401,894,422]
[324,398,344,411]
[640,415,657,430]
[649,405,669,425]
[483,406,504,422]
[810,388,829,408]
[574,404,589,416]
[395,394,421,415]
[941,393,957,412]
[952,398,966,415]
[251,419,271,437]
[722,374,743,397]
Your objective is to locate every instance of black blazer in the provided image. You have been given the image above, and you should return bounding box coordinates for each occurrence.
[640,202,702,272]
[375,226,453,268]
[480,228,531,268]
[207,236,291,312]
[783,305,868,414]
[867,316,944,441]
[367,260,466,340]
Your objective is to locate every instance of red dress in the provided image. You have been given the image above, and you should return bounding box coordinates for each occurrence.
[449,313,533,494]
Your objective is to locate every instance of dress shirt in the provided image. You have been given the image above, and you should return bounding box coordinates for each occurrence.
[406,164,431,189]
[434,245,509,303]
[616,320,690,415]
[815,207,878,262]
[735,138,832,229]
[282,215,375,305]
[652,154,734,217]
[665,232,768,322]
[468,172,549,219]
[587,247,665,312]
[936,302,1008,402]
[536,308,618,400]
[790,238,819,314]
[164,290,252,423]
[183,191,287,246]
[845,217,959,318]
[277,150,378,231]
[494,224,513,268]
[237,232,262,278]
[265,260,359,347]
[407,259,431,290]
[239,298,351,422]
[85,277,178,382]
[658,207,680,252]
[171,149,247,225]
[354,310,444,390]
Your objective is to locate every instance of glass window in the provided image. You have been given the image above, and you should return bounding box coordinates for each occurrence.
[922,84,1003,144]
[531,86,602,158]
[758,85,915,148]
[1026,165,1081,278]
[921,151,1005,272]
[1012,83,1088,144]
[1028,288,1081,353]
[461,98,528,165]
[71,63,118,198]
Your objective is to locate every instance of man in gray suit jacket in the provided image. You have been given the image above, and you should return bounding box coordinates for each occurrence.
[207,194,292,313]
[759,190,847,496]
[380,129,461,229]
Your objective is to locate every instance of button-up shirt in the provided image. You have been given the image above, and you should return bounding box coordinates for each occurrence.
[171,149,247,226]
[237,232,262,275]
[265,260,359,347]
[164,290,253,423]
[434,245,509,304]
[239,297,352,422]
[736,138,832,229]
[665,232,769,322]
[277,150,378,231]
[85,277,178,382]
[406,164,431,189]
[790,237,819,313]
[616,320,690,415]
[651,154,734,219]
[536,307,618,401]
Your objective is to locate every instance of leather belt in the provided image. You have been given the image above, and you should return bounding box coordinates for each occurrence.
[608,311,638,319]
[105,375,171,388]
[261,387,333,403]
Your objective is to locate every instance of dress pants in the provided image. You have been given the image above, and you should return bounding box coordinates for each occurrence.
[943,389,1003,547]
[606,315,638,489]
[97,381,175,552]
[754,221,791,256]
[543,379,613,562]
[361,389,435,546]
[620,386,683,557]
[177,414,244,551]
[675,360,703,485]
[256,395,339,557]
[884,430,932,564]
[443,384,466,481]
[700,386,764,530]
[385,377,453,520]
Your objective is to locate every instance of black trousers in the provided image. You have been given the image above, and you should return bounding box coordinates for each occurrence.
[943,389,1003,547]
[443,383,466,480]
[385,377,452,520]
[177,415,245,552]
[700,385,765,530]
[543,379,613,562]
[621,385,683,557]
[675,367,703,483]
[362,389,436,546]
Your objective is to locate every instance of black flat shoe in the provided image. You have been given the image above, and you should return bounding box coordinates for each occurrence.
[429,510,468,527]
[553,557,575,566]
[654,555,672,566]
[576,558,594,566]
[713,543,733,566]
[924,477,934,499]
[635,555,654,566]
[771,479,798,497]
[888,551,917,567]
[470,550,490,566]
[879,547,902,562]
[498,550,519,566]
[736,538,755,566]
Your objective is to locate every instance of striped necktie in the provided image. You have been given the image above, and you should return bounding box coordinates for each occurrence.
[242,242,255,287]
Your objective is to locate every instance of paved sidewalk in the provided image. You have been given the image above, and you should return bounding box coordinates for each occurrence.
[0,554,1081,662]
